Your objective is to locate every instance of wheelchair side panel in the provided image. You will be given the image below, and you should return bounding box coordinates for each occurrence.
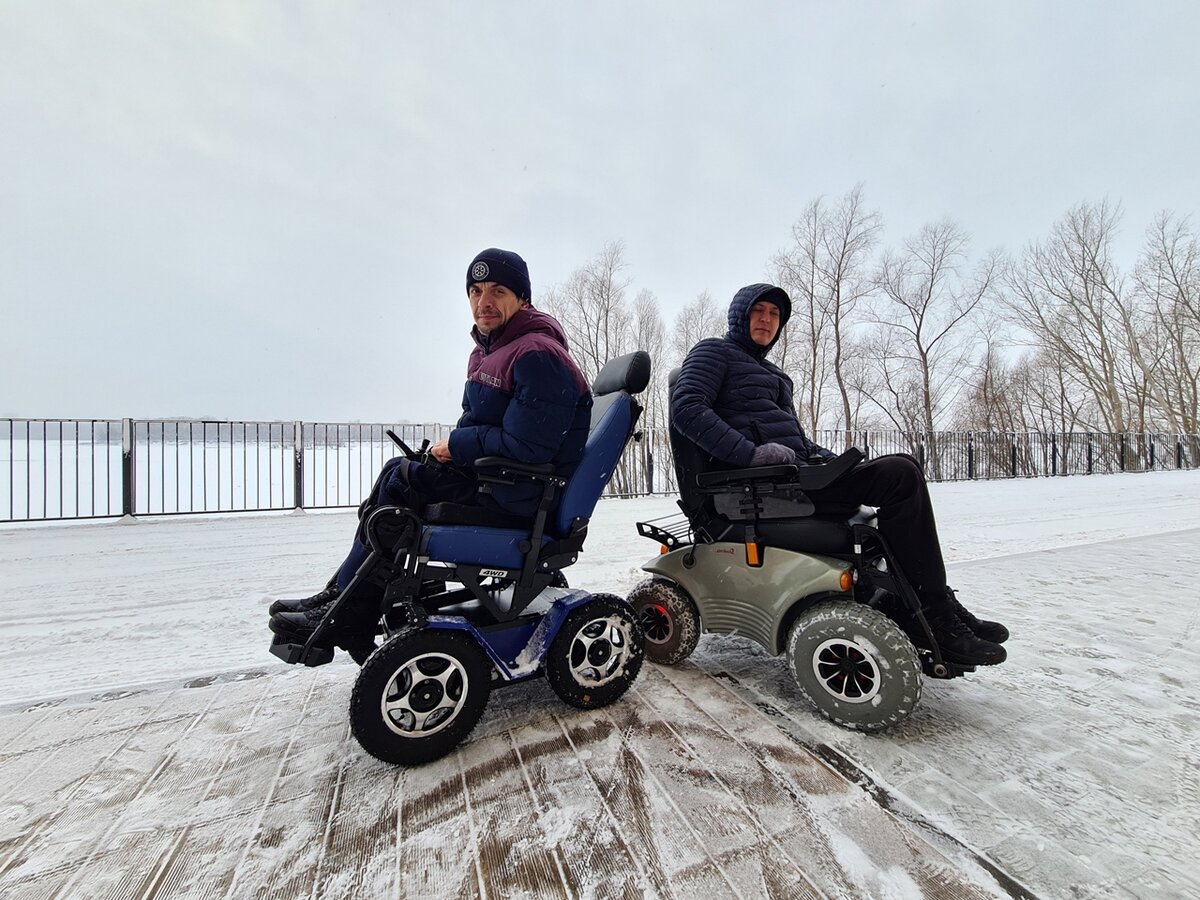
[425,588,594,681]
[642,545,848,655]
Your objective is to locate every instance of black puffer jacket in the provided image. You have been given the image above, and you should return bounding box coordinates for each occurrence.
[670,283,834,467]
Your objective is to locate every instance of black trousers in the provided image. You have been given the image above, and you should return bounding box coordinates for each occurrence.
[805,454,947,599]
[335,457,477,590]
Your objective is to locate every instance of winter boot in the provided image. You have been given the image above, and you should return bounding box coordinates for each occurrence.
[269,598,338,644]
[943,587,1009,644]
[269,585,380,654]
[912,599,1007,667]
[268,573,339,616]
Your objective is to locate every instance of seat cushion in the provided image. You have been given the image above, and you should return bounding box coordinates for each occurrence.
[422,525,553,570]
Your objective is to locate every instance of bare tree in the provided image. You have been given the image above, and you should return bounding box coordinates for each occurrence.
[859,324,928,437]
[630,289,670,491]
[870,220,996,477]
[1003,201,1139,434]
[1133,212,1200,433]
[670,291,725,367]
[955,321,1026,433]
[543,242,633,384]
[772,185,881,440]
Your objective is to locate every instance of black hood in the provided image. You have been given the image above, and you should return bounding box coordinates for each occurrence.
[725,283,792,357]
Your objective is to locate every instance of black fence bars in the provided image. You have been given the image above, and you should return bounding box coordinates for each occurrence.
[2,418,1197,522]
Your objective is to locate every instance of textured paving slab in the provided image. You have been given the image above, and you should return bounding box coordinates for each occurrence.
[3,484,1198,898]
[0,663,1010,899]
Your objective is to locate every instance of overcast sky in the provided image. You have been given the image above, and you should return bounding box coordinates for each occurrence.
[2,2,1197,424]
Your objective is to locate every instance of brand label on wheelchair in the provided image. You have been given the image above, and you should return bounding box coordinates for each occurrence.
[479,568,510,578]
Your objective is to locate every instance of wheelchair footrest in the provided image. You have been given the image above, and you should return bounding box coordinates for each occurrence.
[920,655,975,679]
[270,635,334,667]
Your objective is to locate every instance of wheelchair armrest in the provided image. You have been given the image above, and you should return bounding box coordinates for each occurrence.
[790,448,863,490]
[697,464,796,487]
[472,456,562,485]
[695,448,863,493]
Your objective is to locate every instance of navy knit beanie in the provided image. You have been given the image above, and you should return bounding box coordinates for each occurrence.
[466,248,531,302]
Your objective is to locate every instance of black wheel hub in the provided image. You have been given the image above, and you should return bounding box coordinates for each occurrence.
[638,605,673,644]
[411,679,443,712]
[587,641,613,666]
[816,642,877,700]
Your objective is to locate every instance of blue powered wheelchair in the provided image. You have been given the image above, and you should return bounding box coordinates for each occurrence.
[269,351,651,765]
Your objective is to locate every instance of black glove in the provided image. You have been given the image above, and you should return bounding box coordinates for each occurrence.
[749,443,796,466]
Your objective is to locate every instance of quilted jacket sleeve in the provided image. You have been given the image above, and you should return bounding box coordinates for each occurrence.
[775,368,835,461]
[670,340,757,467]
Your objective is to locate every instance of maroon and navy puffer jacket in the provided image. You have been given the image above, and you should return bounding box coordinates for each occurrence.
[447,307,592,517]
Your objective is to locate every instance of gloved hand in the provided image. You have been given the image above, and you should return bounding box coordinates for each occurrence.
[749,443,796,466]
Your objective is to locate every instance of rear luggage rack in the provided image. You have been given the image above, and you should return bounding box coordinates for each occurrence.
[635,512,693,549]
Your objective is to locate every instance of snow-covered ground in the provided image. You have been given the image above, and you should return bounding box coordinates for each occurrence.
[1,470,1198,897]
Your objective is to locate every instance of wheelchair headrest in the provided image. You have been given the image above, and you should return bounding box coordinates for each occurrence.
[593,350,651,397]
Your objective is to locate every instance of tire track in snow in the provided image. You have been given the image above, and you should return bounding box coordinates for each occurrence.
[694,667,1041,900]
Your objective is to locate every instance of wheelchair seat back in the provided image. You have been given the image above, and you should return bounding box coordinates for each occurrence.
[555,348,651,537]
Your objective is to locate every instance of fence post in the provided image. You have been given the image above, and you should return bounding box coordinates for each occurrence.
[967,433,975,480]
[917,440,926,474]
[1010,435,1017,478]
[121,418,135,517]
[863,430,870,461]
[1149,435,1155,470]
[293,421,304,510]
[1179,437,1185,470]
[1087,433,1093,475]
[1120,433,1126,472]
[1051,433,1057,476]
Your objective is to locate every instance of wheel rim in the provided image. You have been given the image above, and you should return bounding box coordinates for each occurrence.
[380,651,469,738]
[637,604,673,645]
[568,616,634,687]
[811,637,882,704]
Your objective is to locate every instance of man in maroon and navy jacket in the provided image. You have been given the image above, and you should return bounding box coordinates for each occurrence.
[269,248,591,647]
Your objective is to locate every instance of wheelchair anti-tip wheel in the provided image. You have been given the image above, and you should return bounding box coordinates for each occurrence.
[786,600,921,732]
[350,629,493,765]
[628,577,701,666]
[546,593,645,710]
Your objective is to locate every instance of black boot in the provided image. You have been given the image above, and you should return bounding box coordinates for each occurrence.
[268,573,339,616]
[913,600,1007,667]
[269,599,337,644]
[943,587,1009,644]
[269,585,380,652]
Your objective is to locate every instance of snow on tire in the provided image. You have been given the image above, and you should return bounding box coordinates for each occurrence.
[350,628,492,766]
[546,594,644,710]
[786,600,921,732]
[627,577,700,666]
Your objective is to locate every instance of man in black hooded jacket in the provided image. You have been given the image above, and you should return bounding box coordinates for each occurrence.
[670,283,1008,666]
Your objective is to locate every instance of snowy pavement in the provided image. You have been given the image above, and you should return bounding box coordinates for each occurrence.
[1,471,1199,897]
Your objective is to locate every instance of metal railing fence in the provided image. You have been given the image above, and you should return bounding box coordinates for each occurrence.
[2,418,1197,523]
[1,418,449,522]
[596,428,1200,496]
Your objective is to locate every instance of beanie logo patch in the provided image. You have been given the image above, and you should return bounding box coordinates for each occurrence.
[471,261,490,281]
